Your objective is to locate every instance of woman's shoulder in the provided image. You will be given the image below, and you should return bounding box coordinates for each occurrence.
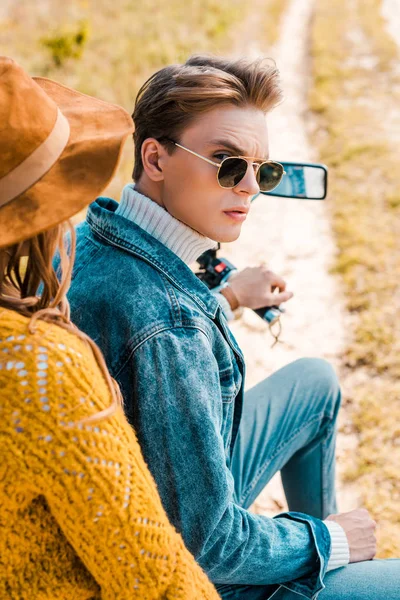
[0,307,108,403]
[0,307,91,359]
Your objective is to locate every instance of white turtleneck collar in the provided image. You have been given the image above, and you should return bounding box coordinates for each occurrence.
[115,184,217,265]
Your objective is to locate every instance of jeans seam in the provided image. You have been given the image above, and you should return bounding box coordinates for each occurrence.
[240,411,334,506]
[321,424,335,517]
[267,585,284,599]
[280,583,317,599]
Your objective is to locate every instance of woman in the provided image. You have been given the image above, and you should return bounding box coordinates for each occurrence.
[0,57,219,599]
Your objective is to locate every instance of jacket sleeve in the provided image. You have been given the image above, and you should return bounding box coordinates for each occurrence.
[118,325,330,588]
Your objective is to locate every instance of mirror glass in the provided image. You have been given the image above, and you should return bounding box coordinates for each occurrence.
[261,163,328,200]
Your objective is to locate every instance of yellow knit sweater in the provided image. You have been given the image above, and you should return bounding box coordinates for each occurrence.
[0,308,219,600]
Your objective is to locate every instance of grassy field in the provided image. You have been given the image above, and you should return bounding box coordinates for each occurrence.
[0,0,288,202]
[0,0,250,196]
[310,0,400,557]
[262,0,290,46]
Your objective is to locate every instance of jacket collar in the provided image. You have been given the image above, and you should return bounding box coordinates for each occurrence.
[86,197,219,319]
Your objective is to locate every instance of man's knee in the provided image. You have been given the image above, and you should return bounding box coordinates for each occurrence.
[291,357,341,419]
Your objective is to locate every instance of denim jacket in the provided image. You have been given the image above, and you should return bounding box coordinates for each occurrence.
[67,198,331,597]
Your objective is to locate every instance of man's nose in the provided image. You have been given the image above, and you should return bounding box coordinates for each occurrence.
[235,162,260,196]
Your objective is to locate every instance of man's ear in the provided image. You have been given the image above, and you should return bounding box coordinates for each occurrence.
[141,138,167,182]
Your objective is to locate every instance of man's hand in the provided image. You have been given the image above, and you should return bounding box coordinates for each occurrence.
[228,266,293,310]
[326,509,377,563]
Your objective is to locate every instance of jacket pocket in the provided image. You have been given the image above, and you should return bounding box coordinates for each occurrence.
[219,359,242,403]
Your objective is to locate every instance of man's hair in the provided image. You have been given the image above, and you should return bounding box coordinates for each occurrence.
[132,54,283,181]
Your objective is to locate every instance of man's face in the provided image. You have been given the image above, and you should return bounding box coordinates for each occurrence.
[158,104,269,242]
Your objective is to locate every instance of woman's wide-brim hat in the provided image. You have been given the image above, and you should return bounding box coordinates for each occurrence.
[0,57,134,248]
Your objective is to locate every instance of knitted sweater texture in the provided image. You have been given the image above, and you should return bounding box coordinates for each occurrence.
[0,308,219,600]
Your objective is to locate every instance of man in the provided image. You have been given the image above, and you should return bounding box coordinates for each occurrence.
[67,56,399,598]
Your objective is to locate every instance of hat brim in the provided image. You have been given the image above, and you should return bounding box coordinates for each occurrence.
[0,78,134,248]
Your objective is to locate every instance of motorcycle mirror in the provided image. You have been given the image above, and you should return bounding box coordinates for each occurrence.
[257,162,328,200]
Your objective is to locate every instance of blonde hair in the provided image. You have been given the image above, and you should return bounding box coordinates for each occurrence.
[0,222,121,423]
[132,54,283,180]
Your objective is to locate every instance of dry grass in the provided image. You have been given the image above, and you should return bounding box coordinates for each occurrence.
[0,0,248,197]
[310,0,400,556]
[0,0,287,204]
[262,0,290,46]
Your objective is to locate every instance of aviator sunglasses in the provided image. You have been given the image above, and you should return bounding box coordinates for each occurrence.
[163,138,285,192]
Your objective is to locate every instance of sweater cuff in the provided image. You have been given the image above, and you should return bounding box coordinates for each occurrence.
[324,520,350,572]
[213,291,235,322]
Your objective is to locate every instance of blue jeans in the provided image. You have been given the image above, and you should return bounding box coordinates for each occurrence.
[217,358,400,599]
[216,561,400,599]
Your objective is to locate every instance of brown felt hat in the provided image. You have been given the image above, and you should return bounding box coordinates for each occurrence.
[0,57,134,249]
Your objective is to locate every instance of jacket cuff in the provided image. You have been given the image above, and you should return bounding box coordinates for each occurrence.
[324,520,350,571]
[275,511,331,598]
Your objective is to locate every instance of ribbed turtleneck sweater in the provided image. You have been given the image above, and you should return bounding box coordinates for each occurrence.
[115,184,216,265]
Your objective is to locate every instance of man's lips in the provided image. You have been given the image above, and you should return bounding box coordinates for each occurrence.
[223,206,249,222]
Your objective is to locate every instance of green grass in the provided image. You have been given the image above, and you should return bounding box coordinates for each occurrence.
[262,0,290,46]
[311,0,400,556]
[0,0,249,197]
[1,0,288,209]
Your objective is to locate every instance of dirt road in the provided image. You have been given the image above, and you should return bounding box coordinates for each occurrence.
[227,0,358,514]
[382,0,400,47]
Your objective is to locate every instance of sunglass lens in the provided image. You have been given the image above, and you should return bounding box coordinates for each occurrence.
[258,162,284,192]
[218,158,248,188]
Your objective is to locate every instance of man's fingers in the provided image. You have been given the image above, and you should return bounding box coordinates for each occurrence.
[228,267,293,310]
[272,291,293,305]
[263,270,287,291]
